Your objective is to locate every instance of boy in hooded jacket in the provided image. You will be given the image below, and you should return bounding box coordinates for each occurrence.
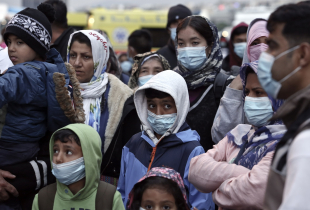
[117,70,215,210]
[32,124,124,210]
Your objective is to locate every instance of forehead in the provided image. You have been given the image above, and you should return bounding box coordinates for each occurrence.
[70,41,92,52]
[245,73,260,88]
[7,34,19,39]
[142,58,162,67]
[178,26,204,40]
[268,23,289,46]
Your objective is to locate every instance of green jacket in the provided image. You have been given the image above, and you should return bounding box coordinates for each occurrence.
[32,124,124,210]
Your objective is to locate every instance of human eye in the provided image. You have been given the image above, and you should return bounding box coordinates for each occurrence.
[66,150,73,155]
[245,89,249,96]
[164,104,172,109]
[178,42,183,47]
[84,55,91,59]
[6,40,11,45]
[69,53,76,58]
[256,91,263,96]
[163,206,171,210]
[148,104,155,109]
[53,149,59,154]
[193,42,199,45]
[145,205,153,209]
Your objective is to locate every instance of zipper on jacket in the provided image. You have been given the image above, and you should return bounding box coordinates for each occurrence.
[147,135,165,172]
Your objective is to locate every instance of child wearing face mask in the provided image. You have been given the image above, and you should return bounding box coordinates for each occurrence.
[117,70,215,210]
[189,61,287,210]
[127,167,190,210]
[32,124,124,210]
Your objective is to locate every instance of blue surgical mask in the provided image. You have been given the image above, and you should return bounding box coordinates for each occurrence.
[244,96,274,127]
[169,27,177,41]
[52,157,85,186]
[234,42,246,58]
[138,75,154,87]
[147,110,177,135]
[257,45,301,98]
[177,46,208,71]
[121,61,132,73]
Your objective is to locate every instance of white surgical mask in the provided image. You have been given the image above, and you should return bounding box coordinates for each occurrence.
[138,75,154,87]
[244,97,274,127]
[257,45,301,98]
[169,27,177,41]
[177,46,208,71]
[234,42,246,58]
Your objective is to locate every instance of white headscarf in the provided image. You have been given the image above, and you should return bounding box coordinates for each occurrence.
[67,30,110,132]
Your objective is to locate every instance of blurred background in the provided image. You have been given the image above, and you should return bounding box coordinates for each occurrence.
[0,0,301,53]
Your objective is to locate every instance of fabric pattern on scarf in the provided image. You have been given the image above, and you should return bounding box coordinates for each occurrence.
[226,60,286,169]
[67,30,110,132]
[242,18,269,64]
[227,125,286,169]
[127,167,187,209]
[174,15,223,89]
[128,52,170,89]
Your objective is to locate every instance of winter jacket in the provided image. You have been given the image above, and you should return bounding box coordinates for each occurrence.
[0,49,69,167]
[211,86,244,143]
[117,70,215,210]
[189,124,285,209]
[32,124,124,210]
[265,85,310,210]
[157,39,177,69]
[98,74,141,178]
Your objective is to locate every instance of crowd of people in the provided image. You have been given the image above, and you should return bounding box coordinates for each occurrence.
[0,0,310,209]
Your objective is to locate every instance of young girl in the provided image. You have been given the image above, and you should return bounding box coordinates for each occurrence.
[127,167,190,210]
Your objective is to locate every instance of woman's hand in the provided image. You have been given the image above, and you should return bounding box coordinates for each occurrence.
[229,74,243,90]
[0,169,18,201]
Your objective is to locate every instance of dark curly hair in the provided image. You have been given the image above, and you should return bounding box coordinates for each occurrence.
[128,176,190,210]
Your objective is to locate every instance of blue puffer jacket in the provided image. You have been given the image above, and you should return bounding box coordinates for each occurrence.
[0,48,70,143]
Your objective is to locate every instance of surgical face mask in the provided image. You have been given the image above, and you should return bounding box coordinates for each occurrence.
[177,46,208,71]
[147,110,177,136]
[249,43,268,62]
[52,157,85,186]
[234,42,246,58]
[139,208,146,210]
[120,61,132,73]
[258,45,301,98]
[138,75,154,87]
[169,27,177,41]
[244,96,274,127]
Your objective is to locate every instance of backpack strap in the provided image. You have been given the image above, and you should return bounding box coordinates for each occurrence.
[214,71,230,106]
[95,181,117,210]
[38,183,57,210]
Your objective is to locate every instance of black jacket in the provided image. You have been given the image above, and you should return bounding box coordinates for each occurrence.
[157,39,177,69]
[101,95,141,178]
[51,27,75,62]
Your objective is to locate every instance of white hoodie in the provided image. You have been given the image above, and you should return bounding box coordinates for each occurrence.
[134,70,189,145]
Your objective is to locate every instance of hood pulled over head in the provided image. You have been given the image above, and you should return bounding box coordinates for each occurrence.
[134,70,189,140]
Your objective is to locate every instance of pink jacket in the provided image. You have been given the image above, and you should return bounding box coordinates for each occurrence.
[189,136,274,209]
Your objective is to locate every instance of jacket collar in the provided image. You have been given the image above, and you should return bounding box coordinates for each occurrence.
[271,85,310,128]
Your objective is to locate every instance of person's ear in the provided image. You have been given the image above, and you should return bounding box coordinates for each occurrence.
[299,42,310,68]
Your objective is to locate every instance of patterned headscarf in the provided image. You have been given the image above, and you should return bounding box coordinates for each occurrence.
[127,167,187,208]
[67,30,109,132]
[175,15,223,89]
[128,52,170,89]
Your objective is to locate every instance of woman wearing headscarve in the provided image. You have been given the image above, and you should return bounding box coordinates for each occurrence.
[61,30,141,185]
[175,15,234,151]
[212,19,270,143]
[128,52,170,90]
[189,61,286,209]
[222,22,248,72]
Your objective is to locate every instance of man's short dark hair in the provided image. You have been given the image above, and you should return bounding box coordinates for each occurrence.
[267,3,310,46]
[145,88,170,99]
[128,29,152,54]
[53,129,81,146]
[45,0,68,29]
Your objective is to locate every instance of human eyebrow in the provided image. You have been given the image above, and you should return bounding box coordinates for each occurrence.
[266,38,279,49]
[190,37,200,41]
[252,87,264,91]
[63,145,75,150]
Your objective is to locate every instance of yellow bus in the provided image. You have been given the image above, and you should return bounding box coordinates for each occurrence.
[67,8,169,52]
